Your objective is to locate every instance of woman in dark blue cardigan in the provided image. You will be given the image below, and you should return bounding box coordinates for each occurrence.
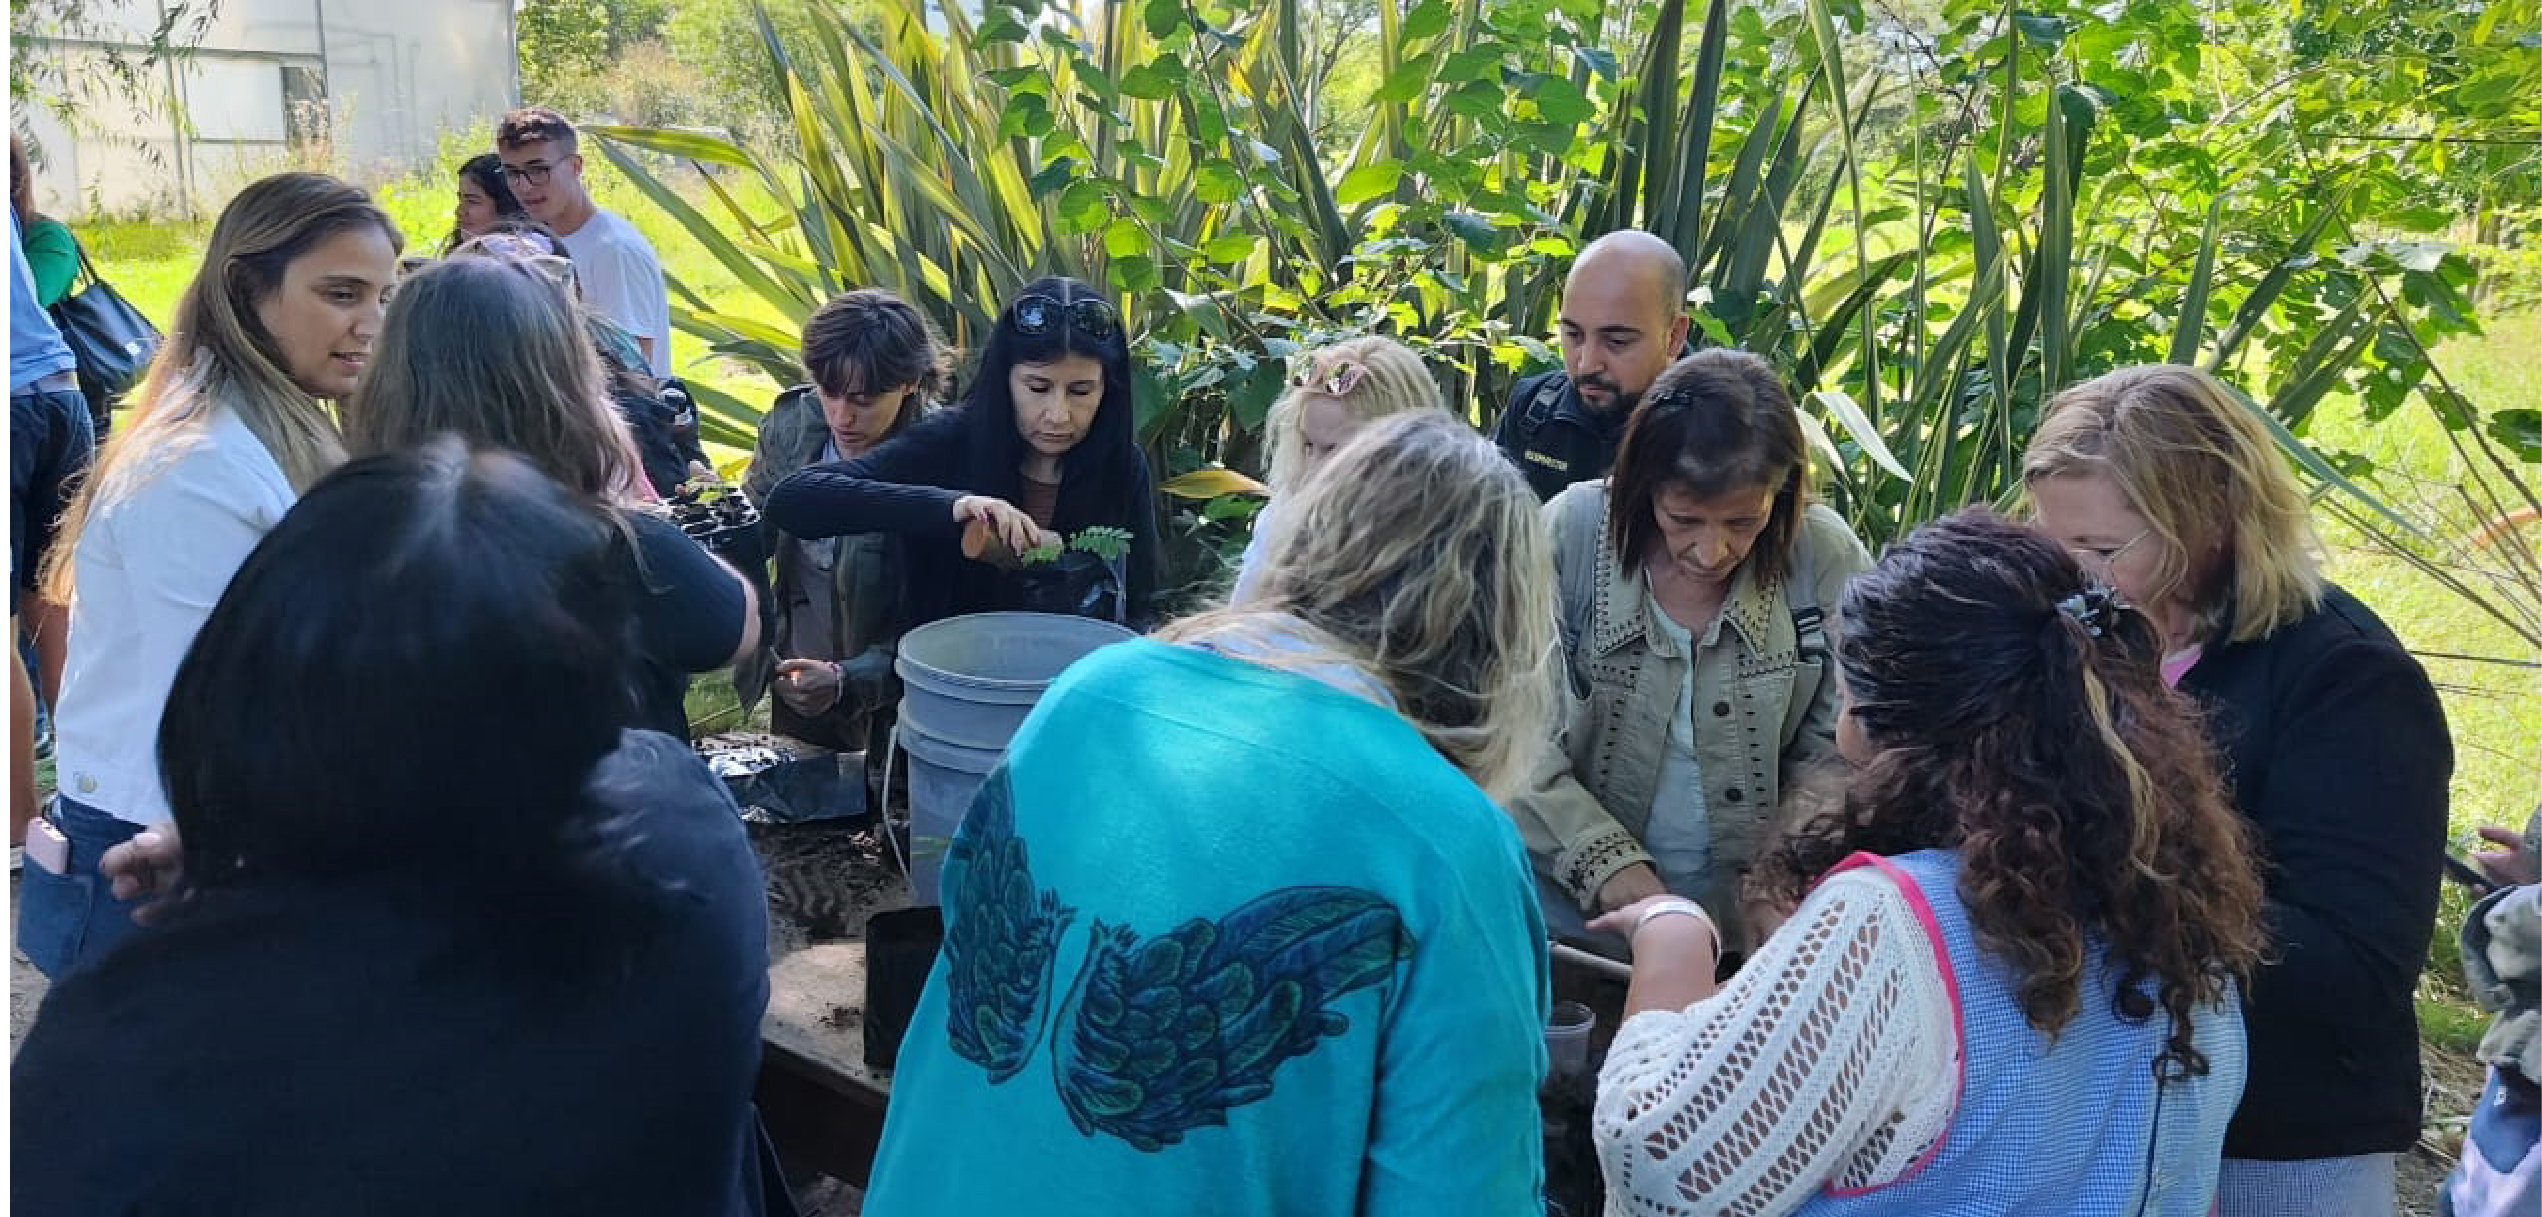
[764,277,1159,629]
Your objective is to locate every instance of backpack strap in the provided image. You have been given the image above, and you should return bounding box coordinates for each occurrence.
[1511,374,1568,447]
[1783,515,1827,662]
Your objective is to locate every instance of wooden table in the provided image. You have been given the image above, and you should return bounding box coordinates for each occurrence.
[758,940,899,1187]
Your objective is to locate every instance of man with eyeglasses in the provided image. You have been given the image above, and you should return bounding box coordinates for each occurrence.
[495,107,673,380]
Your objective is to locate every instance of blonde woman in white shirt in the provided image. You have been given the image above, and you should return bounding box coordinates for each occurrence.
[20,172,401,979]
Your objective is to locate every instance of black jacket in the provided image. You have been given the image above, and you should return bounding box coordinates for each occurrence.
[11,732,786,1216]
[2178,585,2452,1160]
[761,404,1159,629]
[1489,370,1632,502]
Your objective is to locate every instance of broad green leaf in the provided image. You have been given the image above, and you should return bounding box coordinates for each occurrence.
[1403,0,1451,42]
[1809,389,1911,480]
[1336,161,1406,206]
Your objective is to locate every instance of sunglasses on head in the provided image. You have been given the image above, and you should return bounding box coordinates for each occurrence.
[1010,293,1119,340]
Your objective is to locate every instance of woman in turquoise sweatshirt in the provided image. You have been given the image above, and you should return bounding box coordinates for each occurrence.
[866,410,1560,1216]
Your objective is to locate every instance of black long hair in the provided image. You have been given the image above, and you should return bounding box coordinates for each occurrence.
[442,152,532,255]
[955,275,1140,516]
[157,440,647,913]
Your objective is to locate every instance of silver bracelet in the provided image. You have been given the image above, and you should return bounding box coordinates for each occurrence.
[1631,897,1721,966]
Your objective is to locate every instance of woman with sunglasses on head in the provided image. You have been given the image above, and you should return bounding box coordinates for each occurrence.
[1507,348,1871,959]
[765,277,1159,629]
[2025,364,2450,1217]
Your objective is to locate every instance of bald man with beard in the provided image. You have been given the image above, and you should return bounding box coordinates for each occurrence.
[1491,229,1692,500]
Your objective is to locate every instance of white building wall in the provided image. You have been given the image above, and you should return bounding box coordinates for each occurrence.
[19,0,513,217]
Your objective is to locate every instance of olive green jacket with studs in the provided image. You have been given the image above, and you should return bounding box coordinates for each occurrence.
[1507,481,1870,946]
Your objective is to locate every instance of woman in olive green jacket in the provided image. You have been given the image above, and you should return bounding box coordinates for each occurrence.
[1508,349,1870,955]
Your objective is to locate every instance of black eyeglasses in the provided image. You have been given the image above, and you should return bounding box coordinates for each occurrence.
[499,161,557,187]
[1010,294,1119,340]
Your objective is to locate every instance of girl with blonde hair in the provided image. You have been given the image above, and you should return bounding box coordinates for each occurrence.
[21,172,401,980]
[866,411,1558,1216]
[1232,334,1443,601]
[343,256,757,740]
[2025,363,2450,1216]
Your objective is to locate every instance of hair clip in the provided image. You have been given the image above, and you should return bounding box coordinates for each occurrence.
[1318,362,1369,398]
[2055,586,2127,638]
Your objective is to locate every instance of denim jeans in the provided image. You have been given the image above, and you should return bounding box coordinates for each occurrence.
[16,795,146,978]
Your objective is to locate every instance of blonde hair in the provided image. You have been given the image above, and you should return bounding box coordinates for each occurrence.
[2022,364,2324,644]
[40,172,400,603]
[1162,411,1557,798]
[343,256,639,502]
[1263,336,1444,491]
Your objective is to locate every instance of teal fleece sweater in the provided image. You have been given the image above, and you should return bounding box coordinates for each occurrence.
[866,638,1550,1216]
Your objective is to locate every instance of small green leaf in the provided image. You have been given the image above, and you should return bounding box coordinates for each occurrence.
[1058,180,1111,232]
[1194,160,1245,204]
[1029,158,1076,200]
[1336,161,1406,206]
[2489,409,2542,463]
[1530,75,1594,125]
[2013,14,2068,46]
[1112,254,1162,293]
[1443,210,1500,252]
[1104,218,1147,258]
[1144,0,1183,39]
[1374,54,1435,103]
[1576,46,1620,79]
[1404,0,1452,41]
[1202,233,1259,263]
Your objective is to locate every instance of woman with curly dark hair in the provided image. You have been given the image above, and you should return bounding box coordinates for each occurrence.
[1590,509,2267,1217]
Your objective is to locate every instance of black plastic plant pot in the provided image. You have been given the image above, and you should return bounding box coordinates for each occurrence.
[863,905,944,1070]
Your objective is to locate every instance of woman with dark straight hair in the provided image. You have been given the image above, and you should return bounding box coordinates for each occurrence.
[1593,509,2267,1216]
[764,275,1160,627]
[11,441,785,1216]
[343,255,756,739]
[1507,348,1871,954]
[443,152,531,254]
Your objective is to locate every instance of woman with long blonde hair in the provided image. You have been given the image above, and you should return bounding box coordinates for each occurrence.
[20,172,400,980]
[2025,363,2451,1217]
[865,411,1559,1217]
[1230,334,1443,601]
[343,255,756,740]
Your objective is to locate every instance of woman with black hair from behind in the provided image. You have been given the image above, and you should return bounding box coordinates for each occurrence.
[11,441,787,1216]
[1591,510,2267,1216]
[764,275,1160,628]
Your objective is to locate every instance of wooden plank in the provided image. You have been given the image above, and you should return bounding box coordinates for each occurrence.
[763,941,895,1103]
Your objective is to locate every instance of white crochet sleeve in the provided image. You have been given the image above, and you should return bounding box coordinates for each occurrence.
[1592,867,1959,1217]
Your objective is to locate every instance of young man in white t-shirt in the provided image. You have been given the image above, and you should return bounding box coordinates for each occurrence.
[495,107,674,379]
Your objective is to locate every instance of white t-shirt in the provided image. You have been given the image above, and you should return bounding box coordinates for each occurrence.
[55,394,300,824]
[558,207,672,379]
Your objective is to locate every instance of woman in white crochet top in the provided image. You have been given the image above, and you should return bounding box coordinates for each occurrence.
[1591,510,2269,1216]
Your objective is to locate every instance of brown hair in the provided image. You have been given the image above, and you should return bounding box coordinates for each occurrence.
[496,107,579,154]
[801,288,953,427]
[1606,348,1809,585]
[344,256,636,502]
[2023,364,2324,644]
[1762,510,2266,1081]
